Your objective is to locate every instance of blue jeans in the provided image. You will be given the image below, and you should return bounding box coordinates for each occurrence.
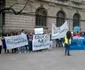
[65,44,70,55]
[19,46,26,53]
[56,39,60,47]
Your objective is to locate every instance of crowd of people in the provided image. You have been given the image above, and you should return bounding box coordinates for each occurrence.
[0,30,34,55]
[57,31,85,56]
[0,30,52,55]
[72,31,85,39]
[0,29,85,56]
[56,31,85,48]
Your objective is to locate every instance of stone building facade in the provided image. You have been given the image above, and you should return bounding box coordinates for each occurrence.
[1,0,85,33]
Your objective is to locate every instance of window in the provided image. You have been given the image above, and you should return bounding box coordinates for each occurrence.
[35,7,47,27]
[73,13,80,28]
[56,11,65,27]
[0,0,5,9]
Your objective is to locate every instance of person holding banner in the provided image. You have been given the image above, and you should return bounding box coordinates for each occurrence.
[19,30,27,53]
[6,33,10,53]
[2,37,7,54]
[11,33,17,53]
[64,31,72,56]
[25,32,29,51]
[28,32,33,52]
[0,36,2,55]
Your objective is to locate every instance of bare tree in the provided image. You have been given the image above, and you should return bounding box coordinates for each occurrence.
[0,0,29,14]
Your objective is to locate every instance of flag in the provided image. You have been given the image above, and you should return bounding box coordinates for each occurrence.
[52,21,69,39]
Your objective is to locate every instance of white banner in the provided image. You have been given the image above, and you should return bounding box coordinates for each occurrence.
[52,21,68,39]
[5,34,28,49]
[32,34,51,51]
[34,28,44,34]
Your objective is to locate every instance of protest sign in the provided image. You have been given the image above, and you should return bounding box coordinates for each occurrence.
[32,34,51,51]
[5,34,28,49]
[34,28,44,34]
[52,21,68,39]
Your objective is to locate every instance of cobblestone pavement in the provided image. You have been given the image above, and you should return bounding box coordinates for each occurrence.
[0,47,85,70]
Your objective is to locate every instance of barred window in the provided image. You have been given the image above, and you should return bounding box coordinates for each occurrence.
[35,8,47,27]
[56,11,65,27]
[73,13,80,28]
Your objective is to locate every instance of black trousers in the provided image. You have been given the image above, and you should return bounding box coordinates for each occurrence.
[12,48,17,53]
[0,46,2,54]
[3,47,7,53]
[29,41,32,51]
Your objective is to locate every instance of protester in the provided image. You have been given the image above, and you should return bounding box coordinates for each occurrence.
[44,30,52,50]
[11,33,15,53]
[28,32,33,52]
[78,32,85,39]
[64,31,72,56]
[17,32,20,35]
[81,32,85,37]
[19,30,26,53]
[48,30,51,41]
[60,38,64,47]
[73,31,79,39]
[0,36,2,55]
[6,33,10,53]
[25,32,29,51]
[2,36,7,53]
[56,38,61,48]
[15,32,19,52]
[11,33,17,53]
[48,31,52,50]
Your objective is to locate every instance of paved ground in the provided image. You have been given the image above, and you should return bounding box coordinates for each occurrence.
[0,47,85,70]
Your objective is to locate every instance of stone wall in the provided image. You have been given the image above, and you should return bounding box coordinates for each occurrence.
[4,13,35,33]
[4,0,85,33]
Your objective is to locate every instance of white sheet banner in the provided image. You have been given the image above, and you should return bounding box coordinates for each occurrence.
[34,28,44,34]
[5,34,28,49]
[52,21,68,39]
[32,34,51,51]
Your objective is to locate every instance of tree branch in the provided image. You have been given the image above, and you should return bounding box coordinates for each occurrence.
[0,0,29,15]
